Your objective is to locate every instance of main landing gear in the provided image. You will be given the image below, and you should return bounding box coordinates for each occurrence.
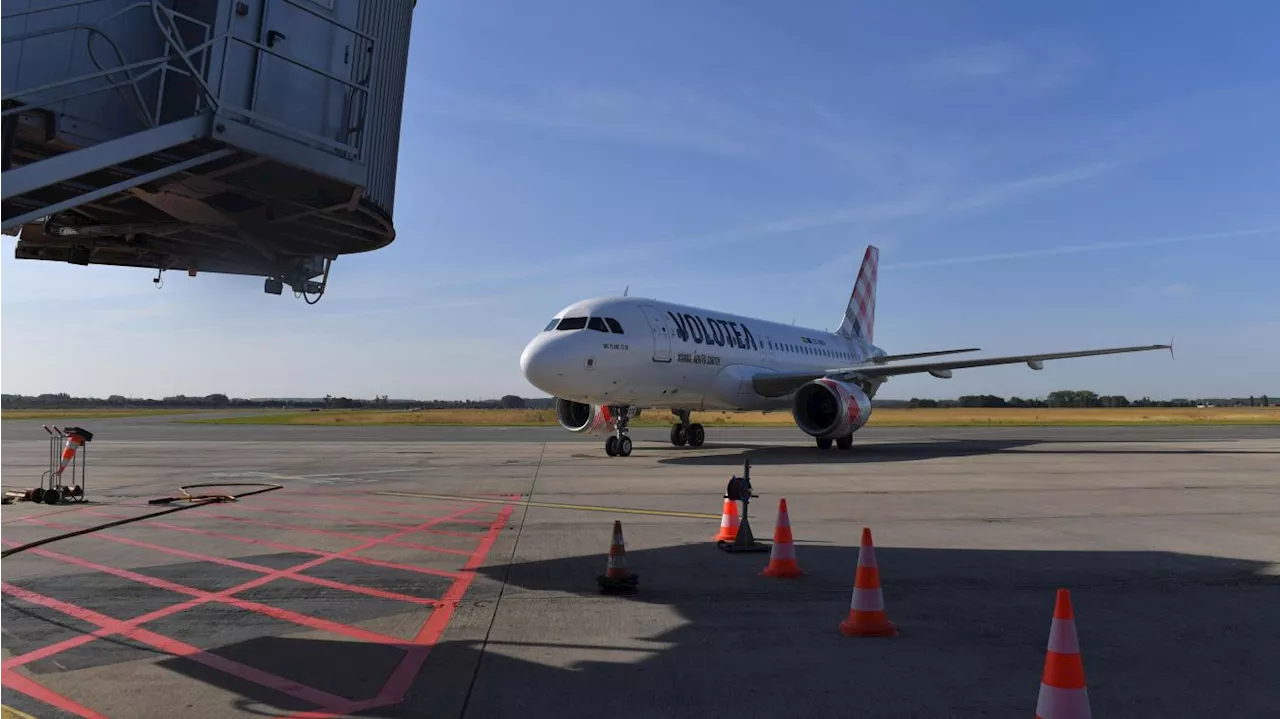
[815,434,854,450]
[669,409,705,448]
[605,406,635,457]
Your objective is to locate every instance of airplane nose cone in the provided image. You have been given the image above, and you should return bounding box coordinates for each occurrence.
[520,336,561,394]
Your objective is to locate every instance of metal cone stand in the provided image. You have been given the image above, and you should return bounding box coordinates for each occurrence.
[717,458,769,553]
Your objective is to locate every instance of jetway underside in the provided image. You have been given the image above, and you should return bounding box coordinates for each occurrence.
[1,0,415,300]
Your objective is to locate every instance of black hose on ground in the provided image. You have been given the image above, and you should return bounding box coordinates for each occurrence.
[0,482,282,558]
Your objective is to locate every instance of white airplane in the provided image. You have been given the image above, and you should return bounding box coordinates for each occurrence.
[519,245,1171,457]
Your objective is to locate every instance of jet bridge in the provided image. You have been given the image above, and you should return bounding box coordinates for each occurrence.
[1,0,417,301]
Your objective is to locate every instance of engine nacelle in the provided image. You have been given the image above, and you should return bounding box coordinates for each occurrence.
[554,398,619,436]
[791,378,873,439]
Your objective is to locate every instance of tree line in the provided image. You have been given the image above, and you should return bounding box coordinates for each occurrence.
[0,392,558,411]
[4,390,1272,412]
[907,390,1270,409]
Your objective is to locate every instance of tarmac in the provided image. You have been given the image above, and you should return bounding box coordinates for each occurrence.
[2,419,1278,718]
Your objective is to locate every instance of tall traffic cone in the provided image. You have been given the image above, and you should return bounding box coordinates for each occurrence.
[713,495,740,542]
[596,520,639,595]
[760,498,803,578]
[1035,589,1092,719]
[52,433,85,478]
[839,527,898,637]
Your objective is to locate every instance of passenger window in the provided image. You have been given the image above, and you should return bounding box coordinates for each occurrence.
[605,317,623,334]
[588,317,608,332]
[557,317,588,330]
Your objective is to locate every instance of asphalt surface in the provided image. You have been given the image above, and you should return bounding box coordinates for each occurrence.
[2,420,1278,718]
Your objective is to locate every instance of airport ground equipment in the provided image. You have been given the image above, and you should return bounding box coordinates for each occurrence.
[717,458,769,553]
[2,0,417,302]
[35,424,92,505]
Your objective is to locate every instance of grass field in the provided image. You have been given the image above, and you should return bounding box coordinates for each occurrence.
[186,406,1280,427]
[0,408,225,420]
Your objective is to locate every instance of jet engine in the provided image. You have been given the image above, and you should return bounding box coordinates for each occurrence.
[554,398,619,436]
[791,378,873,439]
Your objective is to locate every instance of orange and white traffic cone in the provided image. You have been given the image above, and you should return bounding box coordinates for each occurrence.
[1035,589,1092,719]
[597,519,639,594]
[839,527,898,637]
[53,433,85,478]
[713,495,740,542]
[761,498,803,578]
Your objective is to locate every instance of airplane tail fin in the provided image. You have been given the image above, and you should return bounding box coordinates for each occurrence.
[837,245,878,343]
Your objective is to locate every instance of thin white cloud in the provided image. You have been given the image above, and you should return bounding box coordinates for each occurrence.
[1164,282,1192,295]
[914,37,1094,92]
[403,159,1127,294]
[880,226,1280,271]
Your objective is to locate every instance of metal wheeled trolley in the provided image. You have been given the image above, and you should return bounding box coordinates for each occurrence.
[36,425,92,504]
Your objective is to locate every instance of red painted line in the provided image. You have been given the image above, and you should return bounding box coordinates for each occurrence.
[83,510,465,580]
[193,508,474,556]
[283,504,516,719]
[1,670,110,719]
[11,522,439,607]
[258,491,462,511]
[1,582,358,711]
[1,539,404,646]
[217,502,429,532]
[255,495,495,525]
[3,504,487,673]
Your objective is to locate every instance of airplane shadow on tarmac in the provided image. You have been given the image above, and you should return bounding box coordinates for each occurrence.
[654,439,1280,467]
[142,540,1280,718]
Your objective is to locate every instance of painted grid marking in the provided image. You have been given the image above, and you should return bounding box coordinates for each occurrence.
[2,498,515,718]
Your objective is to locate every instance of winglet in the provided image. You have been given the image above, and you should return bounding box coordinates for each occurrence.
[1169,335,1175,360]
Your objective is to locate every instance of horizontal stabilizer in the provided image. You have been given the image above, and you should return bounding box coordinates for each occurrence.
[870,348,981,364]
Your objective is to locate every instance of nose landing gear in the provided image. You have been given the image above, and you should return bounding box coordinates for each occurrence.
[605,406,637,457]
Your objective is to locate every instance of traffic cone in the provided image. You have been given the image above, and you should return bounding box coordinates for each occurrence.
[596,520,639,595]
[761,498,803,578]
[713,495,740,542]
[53,433,84,478]
[839,527,898,637]
[1034,589,1092,719]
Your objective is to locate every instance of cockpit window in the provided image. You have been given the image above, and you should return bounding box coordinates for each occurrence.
[605,317,623,334]
[544,319,560,331]
[556,316,588,330]
[587,317,608,332]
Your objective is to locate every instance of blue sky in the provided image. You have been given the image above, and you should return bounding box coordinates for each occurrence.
[3,0,1278,401]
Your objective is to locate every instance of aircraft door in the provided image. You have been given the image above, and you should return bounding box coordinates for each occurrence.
[638,304,673,362]
[762,336,776,363]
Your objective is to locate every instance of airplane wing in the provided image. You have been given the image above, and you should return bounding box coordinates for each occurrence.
[751,343,1172,398]
[869,347,981,364]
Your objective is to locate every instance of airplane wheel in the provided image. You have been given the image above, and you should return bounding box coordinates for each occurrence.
[816,437,833,450]
[688,423,705,447]
[670,424,687,446]
[836,434,853,450]
[605,436,618,456]
[617,436,633,457]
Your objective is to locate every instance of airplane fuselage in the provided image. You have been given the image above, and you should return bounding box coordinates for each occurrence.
[519,244,1168,457]
[520,296,887,412]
